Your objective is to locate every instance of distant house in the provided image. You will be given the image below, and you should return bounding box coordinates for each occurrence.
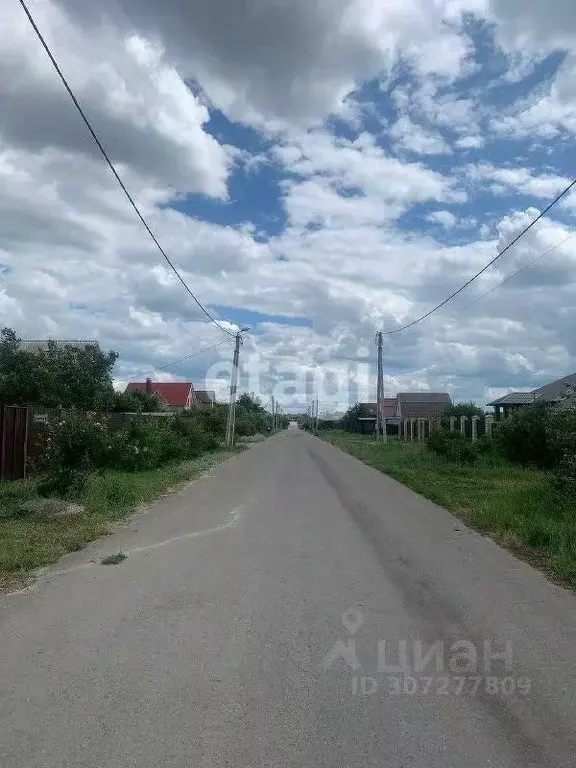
[488,372,576,419]
[356,393,453,434]
[126,379,197,410]
[195,390,216,409]
[396,392,452,421]
[357,399,401,434]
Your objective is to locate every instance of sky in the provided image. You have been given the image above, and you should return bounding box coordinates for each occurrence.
[1,0,576,412]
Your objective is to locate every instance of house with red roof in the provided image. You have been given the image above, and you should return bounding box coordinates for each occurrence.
[126,379,197,410]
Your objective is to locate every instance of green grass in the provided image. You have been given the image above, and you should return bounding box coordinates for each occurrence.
[0,449,238,588]
[101,552,127,566]
[321,431,576,589]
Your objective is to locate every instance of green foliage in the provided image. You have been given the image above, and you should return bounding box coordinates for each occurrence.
[170,413,220,453]
[101,552,127,565]
[547,407,576,490]
[339,403,365,432]
[235,392,272,433]
[193,405,228,437]
[442,402,485,419]
[427,429,478,464]
[494,403,556,469]
[37,409,224,491]
[0,327,117,409]
[112,389,161,413]
[37,412,109,497]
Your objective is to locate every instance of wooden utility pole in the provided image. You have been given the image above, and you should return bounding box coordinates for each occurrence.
[271,395,276,431]
[376,331,386,442]
[225,331,244,447]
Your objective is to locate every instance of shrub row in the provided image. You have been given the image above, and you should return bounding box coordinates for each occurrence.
[38,411,222,498]
[427,403,576,490]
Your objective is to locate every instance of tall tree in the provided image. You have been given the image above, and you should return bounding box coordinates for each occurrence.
[0,327,118,409]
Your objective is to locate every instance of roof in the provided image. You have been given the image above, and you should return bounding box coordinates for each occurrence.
[486,392,535,407]
[533,373,576,403]
[126,381,195,408]
[195,390,216,405]
[19,339,99,353]
[358,399,398,420]
[396,392,452,420]
[397,392,452,404]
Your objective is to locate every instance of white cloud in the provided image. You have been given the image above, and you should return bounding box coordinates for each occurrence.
[426,211,458,228]
[490,54,576,140]
[274,130,465,227]
[1,0,575,408]
[466,163,572,198]
[487,0,576,52]
[389,116,452,155]
[0,0,231,196]
[54,0,479,124]
[455,135,485,149]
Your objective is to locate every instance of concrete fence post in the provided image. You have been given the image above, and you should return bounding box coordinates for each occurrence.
[449,417,456,433]
[485,414,495,439]
[471,415,480,442]
[460,416,467,437]
[404,420,409,441]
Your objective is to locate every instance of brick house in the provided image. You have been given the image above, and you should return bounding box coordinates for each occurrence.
[487,372,576,419]
[126,380,197,410]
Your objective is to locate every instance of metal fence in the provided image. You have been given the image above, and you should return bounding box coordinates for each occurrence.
[0,408,185,482]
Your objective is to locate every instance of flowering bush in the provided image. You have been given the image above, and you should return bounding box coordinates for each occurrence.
[38,412,109,497]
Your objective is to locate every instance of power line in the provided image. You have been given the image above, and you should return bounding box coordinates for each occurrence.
[124,338,232,381]
[384,179,576,335]
[456,230,576,314]
[18,0,235,339]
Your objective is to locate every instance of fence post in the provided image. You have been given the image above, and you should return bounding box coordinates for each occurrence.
[485,414,495,439]
[449,416,456,433]
[460,415,467,437]
[471,416,480,442]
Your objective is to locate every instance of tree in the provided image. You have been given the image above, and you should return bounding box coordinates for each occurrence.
[0,327,118,409]
[340,403,365,432]
[237,393,264,412]
[442,402,485,419]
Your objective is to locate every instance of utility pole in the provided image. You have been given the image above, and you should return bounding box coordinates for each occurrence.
[315,396,319,432]
[376,331,387,442]
[271,395,275,432]
[225,328,248,447]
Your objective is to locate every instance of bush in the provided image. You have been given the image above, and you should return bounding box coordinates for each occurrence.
[35,409,227,496]
[234,417,257,437]
[108,421,188,471]
[547,408,576,491]
[494,403,557,469]
[170,414,220,454]
[427,429,478,464]
[38,412,109,497]
[194,406,228,438]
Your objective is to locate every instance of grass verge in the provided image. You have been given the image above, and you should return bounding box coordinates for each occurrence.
[320,431,576,589]
[0,448,238,588]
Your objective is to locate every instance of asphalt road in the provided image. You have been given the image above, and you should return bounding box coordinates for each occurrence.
[2,430,576,767]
